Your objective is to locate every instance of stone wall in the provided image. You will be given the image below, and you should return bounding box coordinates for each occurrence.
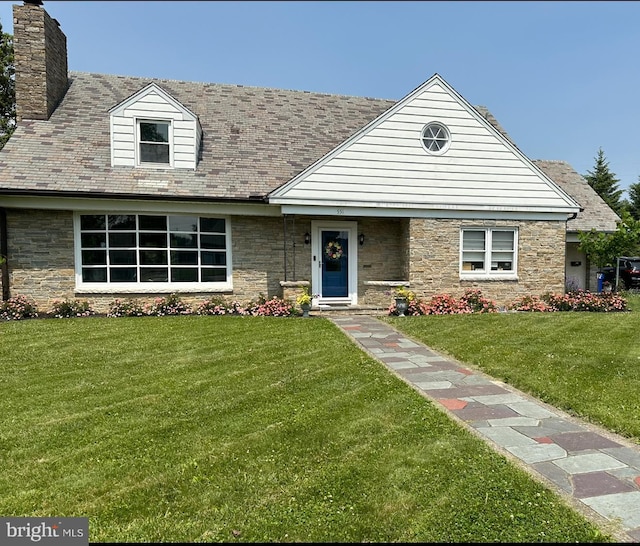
[3,209,293,314]
[230,215,288,301]
[357,217,406,289]
[3,209,567,313]
[13,2,68,121]
[408,218,567,307]
[358,217,408,305]
[6,208,76,309]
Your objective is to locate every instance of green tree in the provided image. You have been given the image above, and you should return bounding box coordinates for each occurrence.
[0,19,14,150]
[578,210,640,270]
[626,178,640,221]
[583,148,624,215]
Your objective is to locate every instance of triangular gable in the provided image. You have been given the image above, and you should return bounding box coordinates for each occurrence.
[108,82,198,121]
[269,74,580,215]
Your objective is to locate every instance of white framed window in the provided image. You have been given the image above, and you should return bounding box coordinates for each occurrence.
[137,119,172,166]
[75,213,232,291]
[460,228,517,278]
[420,122,451,154]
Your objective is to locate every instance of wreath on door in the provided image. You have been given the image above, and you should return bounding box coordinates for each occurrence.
[325,241,344,260]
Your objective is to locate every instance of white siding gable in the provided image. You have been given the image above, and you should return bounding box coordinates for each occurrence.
[109,83,202,169]
[269,74,580,216]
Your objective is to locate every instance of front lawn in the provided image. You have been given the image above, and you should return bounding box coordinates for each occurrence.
[0,316,608,542]
[386,292,640,443]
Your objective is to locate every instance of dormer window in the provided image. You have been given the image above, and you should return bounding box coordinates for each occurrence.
[110,83,201,169]
[138,120,171,165]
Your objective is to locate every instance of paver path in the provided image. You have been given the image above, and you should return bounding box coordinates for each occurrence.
[331,315,640,543]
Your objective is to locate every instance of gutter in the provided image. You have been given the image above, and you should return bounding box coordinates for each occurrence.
[0,208,8,301]
[0,189,269,205]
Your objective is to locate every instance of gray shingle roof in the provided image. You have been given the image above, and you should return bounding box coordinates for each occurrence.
[0,71,619,233]
[0,71,394,201]
[474,106,619,233]
[533,160,620,232]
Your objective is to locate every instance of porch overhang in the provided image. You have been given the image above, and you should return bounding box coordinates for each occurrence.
[274,202,579,221]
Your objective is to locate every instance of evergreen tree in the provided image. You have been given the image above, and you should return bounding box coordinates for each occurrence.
[583,148,624,215]
[0,19,14,150]
[627,178,640,221]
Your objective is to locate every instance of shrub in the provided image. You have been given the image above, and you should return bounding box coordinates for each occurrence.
[388,289,499,316]
[0,295,38,320]
[459,288,498,313]
[510,290,628,313]
[388,289,498,316]
[509,295,554,312]
[248,295,294,317]
[51,299,94,318]
[196,297,233,316]
[144,293,193,316]
[594,291,628,312]
[541,292,575,312]
[229,300,252,316]
[423,293,470,315]
[107,298,146,318]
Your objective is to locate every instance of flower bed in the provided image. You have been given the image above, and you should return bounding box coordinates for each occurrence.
[388,289,627,316]
[0,289,629,321]
[1,293,302,320]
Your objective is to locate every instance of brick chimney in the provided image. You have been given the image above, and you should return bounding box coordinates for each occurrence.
[13,0,68,121]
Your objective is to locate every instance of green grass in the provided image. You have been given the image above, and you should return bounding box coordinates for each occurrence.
[386,292,640,443]
[0,316,608,542]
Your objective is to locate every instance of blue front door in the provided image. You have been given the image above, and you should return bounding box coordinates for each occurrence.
[321,230,349,298]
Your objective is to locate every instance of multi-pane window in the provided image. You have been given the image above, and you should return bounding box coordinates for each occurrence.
[138,120,170,164]
[460,228,517,276]
[78,214,228,285]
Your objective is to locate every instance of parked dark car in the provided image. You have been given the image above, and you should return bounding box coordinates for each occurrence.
[602,257,640,289]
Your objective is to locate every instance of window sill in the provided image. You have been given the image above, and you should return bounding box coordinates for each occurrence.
[75,283,232,294]
[135,163,174,170]
[460,275,518,282]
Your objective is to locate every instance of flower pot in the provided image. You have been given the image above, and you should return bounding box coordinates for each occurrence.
[301,303,311,318]
[395,297,408,317]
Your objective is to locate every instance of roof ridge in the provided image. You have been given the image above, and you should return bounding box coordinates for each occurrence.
[533,159,571,165]
[68,70,397,102]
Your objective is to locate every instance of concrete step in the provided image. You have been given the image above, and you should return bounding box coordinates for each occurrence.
[310,305,389,316]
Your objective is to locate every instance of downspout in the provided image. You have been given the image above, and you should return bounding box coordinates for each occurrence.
[0,208,9,301]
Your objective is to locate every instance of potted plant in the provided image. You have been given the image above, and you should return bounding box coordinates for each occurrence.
[393,285,412,317]
[296,286,313,317]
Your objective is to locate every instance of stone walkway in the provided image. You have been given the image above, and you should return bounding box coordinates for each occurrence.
[331,314,640,542]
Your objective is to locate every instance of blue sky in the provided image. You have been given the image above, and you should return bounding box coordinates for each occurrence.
[2,1,639,195]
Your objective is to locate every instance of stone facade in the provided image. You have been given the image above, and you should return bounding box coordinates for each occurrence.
[6,208,76,310]
[407,218,566,307]
[4,209,308,313]
[3,208,566,313]
[231,215,289,301]
[13,2,68,121]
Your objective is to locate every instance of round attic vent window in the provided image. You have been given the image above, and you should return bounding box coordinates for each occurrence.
[421,122,450,154]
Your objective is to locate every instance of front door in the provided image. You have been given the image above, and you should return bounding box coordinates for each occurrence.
[312,221,357,305]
